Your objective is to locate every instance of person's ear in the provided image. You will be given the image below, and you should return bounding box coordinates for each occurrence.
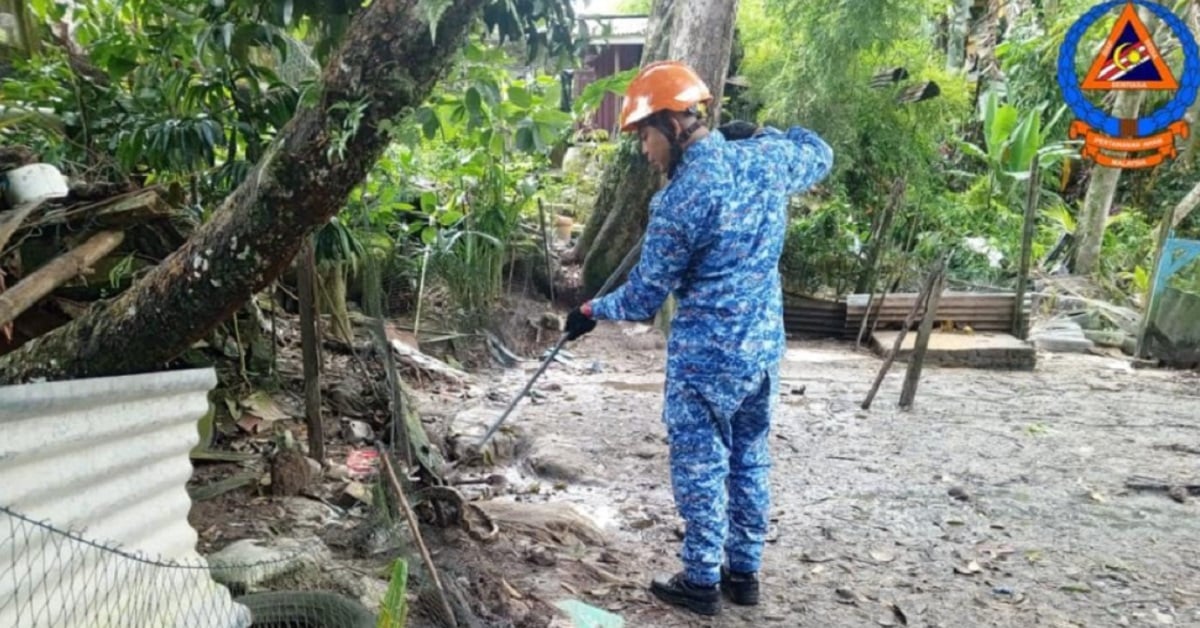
[669,114,685,138]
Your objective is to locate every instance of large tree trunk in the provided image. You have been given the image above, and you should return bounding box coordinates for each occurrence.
[563,0,675,274]
[946,0,972,71]
[0,0,485,384]
[1073,90,1145,275]
[576,0,740,296]
[1170,178,1200,229]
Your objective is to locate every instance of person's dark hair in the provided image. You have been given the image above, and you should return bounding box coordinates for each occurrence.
[718,120,760,141]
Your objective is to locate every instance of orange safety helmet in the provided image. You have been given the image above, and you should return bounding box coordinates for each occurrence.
[618,60,712,133]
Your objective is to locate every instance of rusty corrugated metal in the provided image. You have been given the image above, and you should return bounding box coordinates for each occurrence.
[0,367,250,628]
[783,293,849,339]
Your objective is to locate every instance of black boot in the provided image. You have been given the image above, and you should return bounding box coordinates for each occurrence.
[720,566,760,606]
[649,572,721,616]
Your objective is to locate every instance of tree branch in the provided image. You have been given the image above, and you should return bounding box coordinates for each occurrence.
[0,0,486,383]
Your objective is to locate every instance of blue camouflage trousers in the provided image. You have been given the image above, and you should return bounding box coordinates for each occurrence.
[662,366,778,586]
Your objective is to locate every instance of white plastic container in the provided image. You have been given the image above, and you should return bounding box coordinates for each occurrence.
[3,163,69,206]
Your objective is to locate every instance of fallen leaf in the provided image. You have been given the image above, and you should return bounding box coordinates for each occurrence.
[954,561,982,575]
[869,549,896,564]
[1059,583,1091,594]
[342,481,373,505]
[980,545,1016,559]
[835,587,858,604]
[1088,490,1106,503]
[224,397,242,421]
[499,578,524,600]
[236,415,263,434]
[240,391,288,422]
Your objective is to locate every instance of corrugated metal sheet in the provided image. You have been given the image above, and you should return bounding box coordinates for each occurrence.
[783,293,849,339]
[0,367,250,628]
[576,43,644,135]
[845,291,1031,333]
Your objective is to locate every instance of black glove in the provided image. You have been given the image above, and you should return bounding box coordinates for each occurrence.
[565,307,597,341]
[718,120,760,141]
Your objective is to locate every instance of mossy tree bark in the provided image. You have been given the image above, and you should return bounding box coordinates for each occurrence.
[0,0,485,384]
[574,0,740,298]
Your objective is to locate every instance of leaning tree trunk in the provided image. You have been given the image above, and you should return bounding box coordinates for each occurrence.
[563,0,675,278]
[576,0,740,296]
[0,0,485,384]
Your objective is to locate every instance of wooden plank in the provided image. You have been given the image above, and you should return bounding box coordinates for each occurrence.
[0,230,125,327]
[899,266,946,409]
[862,258,944,410]
[845,292,1030,329]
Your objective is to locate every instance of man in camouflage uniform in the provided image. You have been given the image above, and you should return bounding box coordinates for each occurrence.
[564,61,833,616]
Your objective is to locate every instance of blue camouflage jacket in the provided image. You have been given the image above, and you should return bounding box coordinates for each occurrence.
[591,126,833,390]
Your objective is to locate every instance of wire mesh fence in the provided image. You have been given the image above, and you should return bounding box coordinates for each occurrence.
[0,504,379,628]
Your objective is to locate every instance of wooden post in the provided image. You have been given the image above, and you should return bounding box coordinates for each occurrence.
[855,179,905,295]
[297,236,325,462]
[1136,215,1175,358]
[899,264,947,410]
[1013,154,1040,339]
[856,180,905,346]
[861,257,944,410]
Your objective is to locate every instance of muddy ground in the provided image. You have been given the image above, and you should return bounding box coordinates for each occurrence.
[422,321,1200,627]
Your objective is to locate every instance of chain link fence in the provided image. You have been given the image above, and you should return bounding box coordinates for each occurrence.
[1,504,379,628]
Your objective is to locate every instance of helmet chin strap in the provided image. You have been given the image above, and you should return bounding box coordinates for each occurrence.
[649,113,705,179]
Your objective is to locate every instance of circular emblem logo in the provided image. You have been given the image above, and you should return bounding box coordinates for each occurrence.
[1057,1,1200,167]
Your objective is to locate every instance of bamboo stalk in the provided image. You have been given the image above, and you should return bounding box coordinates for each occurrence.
[0,230,124,327]
[856,180,904,346]
[537,198,555,304]
[414,247,431,339]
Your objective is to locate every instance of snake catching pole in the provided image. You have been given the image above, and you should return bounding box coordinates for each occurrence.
[476,236,646,449]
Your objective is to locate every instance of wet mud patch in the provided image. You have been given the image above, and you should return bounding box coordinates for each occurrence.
[424,325,1200,627]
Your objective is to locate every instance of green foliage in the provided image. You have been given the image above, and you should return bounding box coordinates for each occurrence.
[952,89,1076,204]
[346,41,575,322]
[377,557,409,628]
[780,198,865,296]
